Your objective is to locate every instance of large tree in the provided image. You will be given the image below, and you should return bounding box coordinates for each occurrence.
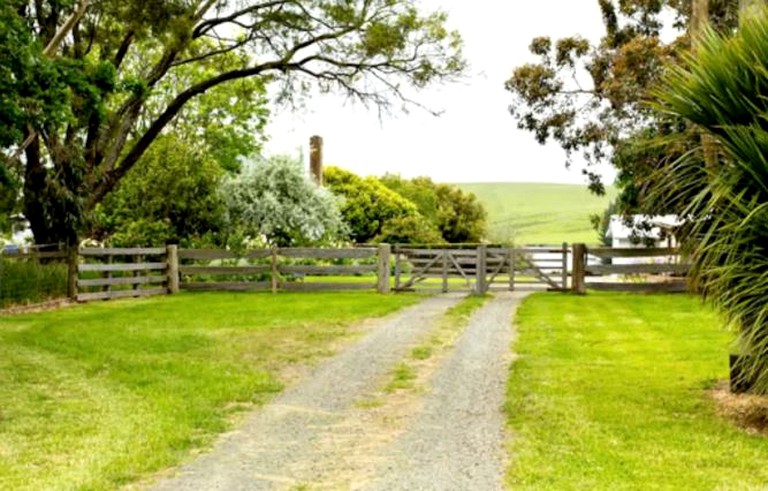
[505,0,738,200]
[2,0,464,245]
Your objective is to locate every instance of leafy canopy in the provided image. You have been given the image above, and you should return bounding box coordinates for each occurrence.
[506,0,738,197]
[324,166,442,244]
[379,174,487,243]
[2,0,465,245]
[93,134,227,247]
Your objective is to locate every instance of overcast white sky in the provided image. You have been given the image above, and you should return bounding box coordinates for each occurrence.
[264,0,614,185]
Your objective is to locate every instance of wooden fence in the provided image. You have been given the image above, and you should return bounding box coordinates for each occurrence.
[66,243,691,302]
[571,245,689,293]
[177,245,386,293]
[76,247,172,301]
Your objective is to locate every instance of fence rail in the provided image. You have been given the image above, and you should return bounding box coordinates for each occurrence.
[177,245,385,295]
[572,245,689,293]
[76,247,170,302]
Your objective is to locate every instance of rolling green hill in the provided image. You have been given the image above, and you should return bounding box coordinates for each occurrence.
[457,183,616,245]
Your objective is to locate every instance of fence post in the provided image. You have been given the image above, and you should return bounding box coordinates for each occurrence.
[166,245,179,294]
[441,250,449,293]
[377,243,391,294]
[270,247,279,294]
[572,243,587,295]
[475,244,487,295]
[394,247,402,291]
[509,247,516,292]
[67,246,78,301]
[561,242,569,291]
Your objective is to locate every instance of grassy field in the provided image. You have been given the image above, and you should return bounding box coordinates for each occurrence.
[0,291,420,490]
[506,292,768,489]
[458,182,616,245]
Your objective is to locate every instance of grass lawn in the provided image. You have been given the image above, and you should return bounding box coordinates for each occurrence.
[458,182,616,245]
[506,292,768,489]
[0,291,420,490]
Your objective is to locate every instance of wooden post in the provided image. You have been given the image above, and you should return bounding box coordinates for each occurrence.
[310,135,323,185]
[102,254,112,299]
[67,246,78,301]
[270,247,279,294]
[475,244,487,295]
[166,245,179,294]
[377,243,391,294]
[394,249,402,291]
[509,247,516,292]
[572,243,587,295]
[441,250,449,293]
[133,254,142,295]
[561,242,569,291]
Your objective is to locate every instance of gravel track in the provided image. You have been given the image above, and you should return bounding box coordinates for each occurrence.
[149,292,526,491]
[150,295,463,491]
[366,292,526,491]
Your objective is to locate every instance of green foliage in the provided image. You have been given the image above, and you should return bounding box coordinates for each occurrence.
[650,8,768,393]
[506,1,738,195]
[589,200,618,247]
[380,174,487,243]
[507,292,768,488]
[0,291,421,489]
[222,156,347,247]
[2,0,465,246]
[139,47,270,174]
[325,166,439,244]
[0,3,69,148]
[374,215,444,244]
[433,183,487,243]
[94,135,227,247]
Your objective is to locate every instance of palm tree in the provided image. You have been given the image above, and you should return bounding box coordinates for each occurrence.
[653,6,768,393]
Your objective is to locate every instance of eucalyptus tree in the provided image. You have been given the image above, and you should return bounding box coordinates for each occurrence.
[506,1,738,206]
[1,0,465,245]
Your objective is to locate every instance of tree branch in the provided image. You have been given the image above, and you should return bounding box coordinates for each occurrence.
[192,0,291,38]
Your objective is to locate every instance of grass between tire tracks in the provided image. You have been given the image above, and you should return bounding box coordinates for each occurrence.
[0,291,421,490]
[506,292,768,489]
[381,294,491,394]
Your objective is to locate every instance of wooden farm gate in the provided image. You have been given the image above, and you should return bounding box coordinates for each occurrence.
[392,244,569,293]
[487,245,569,292]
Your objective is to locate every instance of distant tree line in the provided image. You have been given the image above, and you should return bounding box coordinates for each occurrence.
[91,153,487,248]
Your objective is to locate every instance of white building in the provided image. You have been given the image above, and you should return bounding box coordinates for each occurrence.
[606,215,680,265]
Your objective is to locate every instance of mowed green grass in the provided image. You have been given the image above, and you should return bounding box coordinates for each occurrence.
[507,292,768,489]
[0,292,420,490]
[458,182,616,245]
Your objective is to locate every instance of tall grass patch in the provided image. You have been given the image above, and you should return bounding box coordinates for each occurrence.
[0,258,68,309]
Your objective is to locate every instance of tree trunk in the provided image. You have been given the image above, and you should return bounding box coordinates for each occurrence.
[23,135,81,247]
[691,0,709,46]
[690,0,719,173]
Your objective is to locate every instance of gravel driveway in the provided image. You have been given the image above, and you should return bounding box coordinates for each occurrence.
[149,292,526,491]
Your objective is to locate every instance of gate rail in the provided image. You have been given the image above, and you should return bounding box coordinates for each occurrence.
[392,244,569,294]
